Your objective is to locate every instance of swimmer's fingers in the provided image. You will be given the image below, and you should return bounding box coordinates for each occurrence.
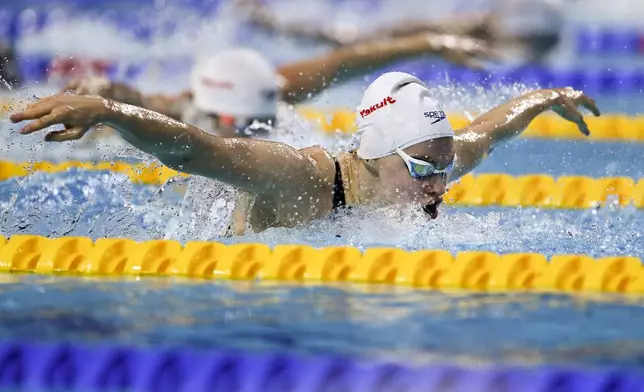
[457,51,487,70]
[75,79,105,95]
[62,77,111,96]
[442,48,484,69]
[17,109,66,135]
[477,43,503,61]
[558,88,601,117]
[469,45,493,60]
[463,46,500,68]
[61,79,81,93]
[466,39,495,58]
[45,126,90,142]
[579,95,601,117]
[61,78,95,95]
[555,97,590,136]
[8,97,57,123]
[453,39,496,68]
[460,57,485,70]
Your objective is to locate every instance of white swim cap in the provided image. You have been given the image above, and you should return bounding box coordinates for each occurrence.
[190,48,282,118]
[354,72,454,160]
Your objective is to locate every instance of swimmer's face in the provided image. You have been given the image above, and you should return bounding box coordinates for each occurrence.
[375,137,455,218]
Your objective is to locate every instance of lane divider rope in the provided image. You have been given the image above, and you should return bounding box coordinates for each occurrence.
[0,160,188,185]
[1,161,642,209]
[0,341,638,391]
[0,234,642,294]
[15,52,644,95]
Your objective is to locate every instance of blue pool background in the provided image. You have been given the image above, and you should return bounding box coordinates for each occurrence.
[0,0,644,371]
[3,275,644,368]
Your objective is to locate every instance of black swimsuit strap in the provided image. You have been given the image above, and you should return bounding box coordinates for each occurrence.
[332,158,346,210]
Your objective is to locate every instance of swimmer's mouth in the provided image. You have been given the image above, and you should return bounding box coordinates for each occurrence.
[422,198,443,220]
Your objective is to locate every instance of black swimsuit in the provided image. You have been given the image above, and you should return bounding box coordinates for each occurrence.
[331,158,346,210]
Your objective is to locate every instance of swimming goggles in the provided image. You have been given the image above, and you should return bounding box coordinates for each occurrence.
[395,148,457,179]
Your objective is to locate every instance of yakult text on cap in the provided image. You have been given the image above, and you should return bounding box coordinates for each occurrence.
[360,96,396,118]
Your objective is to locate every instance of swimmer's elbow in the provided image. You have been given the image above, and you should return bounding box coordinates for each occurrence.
[156,127,222,175]
[158,145,227,179]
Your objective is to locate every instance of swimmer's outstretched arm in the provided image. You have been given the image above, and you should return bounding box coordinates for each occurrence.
[65,35,490,113]
[450,87,601,180]
[369,14,493,41]
[62,77,189,121]
[279,33,491,104]
[10,94,329,199]
[236,0,491,46]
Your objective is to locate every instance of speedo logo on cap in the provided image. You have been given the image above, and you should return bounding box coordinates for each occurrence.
[360,96,396,118]
[424,110,446,124]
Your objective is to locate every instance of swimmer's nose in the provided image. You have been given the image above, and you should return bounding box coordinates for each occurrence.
[423,177,446,198]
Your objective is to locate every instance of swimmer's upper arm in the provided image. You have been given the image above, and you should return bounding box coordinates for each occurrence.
[450,123,495,181]
[169,136,333,201]
[100,102,330,205]
[300,146,336,175]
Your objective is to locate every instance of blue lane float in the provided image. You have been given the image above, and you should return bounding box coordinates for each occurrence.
[17,55,194,84]
[17,52,644,96]
[6,5,219,41]
[576,27,644,56]
[0,342,642,391]
[5,6,644,56]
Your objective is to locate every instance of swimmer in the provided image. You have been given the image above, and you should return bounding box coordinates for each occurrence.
[62,32,492,138]
[10,72,599,235]
[236,0,492,47]
[239,0,563,63]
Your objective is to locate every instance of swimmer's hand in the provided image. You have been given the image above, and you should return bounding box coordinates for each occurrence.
[61,77,185,121]
[61,76,115,98]
[548,87,601,136]
[424,33,496,69]
[9,94,107,142]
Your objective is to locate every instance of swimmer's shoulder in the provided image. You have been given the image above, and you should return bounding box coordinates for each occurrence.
[299,145,336,181]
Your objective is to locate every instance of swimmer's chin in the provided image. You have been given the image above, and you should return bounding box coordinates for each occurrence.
[422,199,442,220]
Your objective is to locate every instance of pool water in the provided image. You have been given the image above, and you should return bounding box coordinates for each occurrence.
[1,0,644,369]
[2,276,644,368]
[1,138,642,255]
[0,134,642,365]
